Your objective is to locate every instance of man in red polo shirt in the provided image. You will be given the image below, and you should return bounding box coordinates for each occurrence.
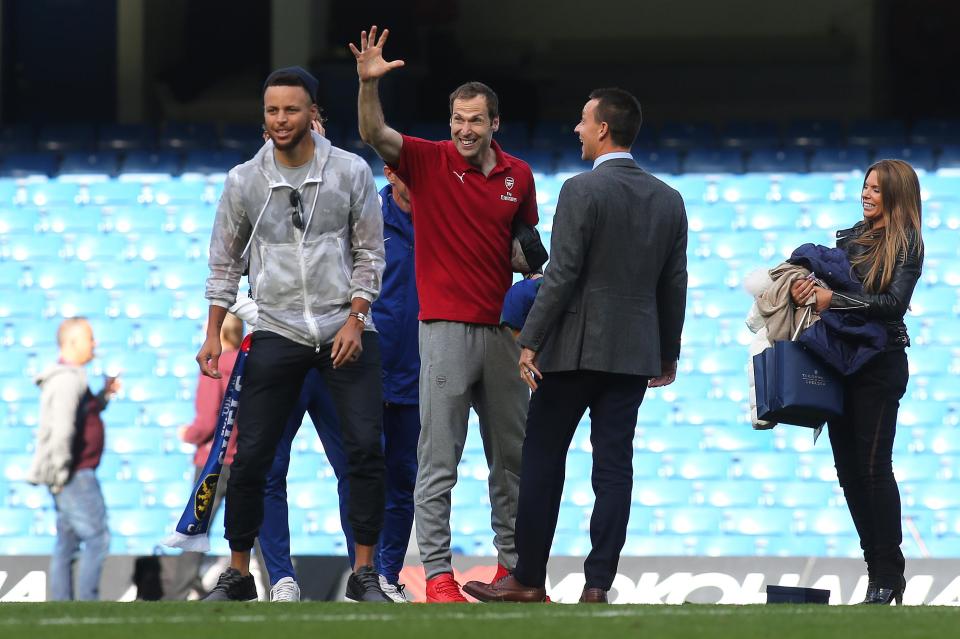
[351,26,538,602]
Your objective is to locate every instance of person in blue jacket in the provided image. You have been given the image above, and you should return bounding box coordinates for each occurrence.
[369,165,421,602]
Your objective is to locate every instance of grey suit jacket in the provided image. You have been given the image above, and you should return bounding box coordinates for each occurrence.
[518,158,687,376]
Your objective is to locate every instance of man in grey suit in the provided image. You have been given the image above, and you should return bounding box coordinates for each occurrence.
[465,88,687,604]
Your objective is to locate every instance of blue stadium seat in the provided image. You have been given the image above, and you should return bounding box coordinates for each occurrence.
[220,123,262,153]
[636,149,681,175]
[134,455,190,483]
[774,175,838,202]
[909,287,957,316]
[745,148,808,173]
[119,376,184,403]
[141,401,195,428]
[100,481,143,508]
[86,317,136,348]
[689,289,747,318]
[632,480,695,507]
[42,206,102,233]
[809,147,871,173]
[0,124,35,154]
[907,482,960,511]
[107,427,169,455]
[121,150,181,175]
[908,346,954,376]
[621,535,691,557]
[0,425,33,453]
[660,122,717,150]
[937,146,960,171]
[132,234,198,261]
[661,175,710,203]
[724,507,795,536]
[134,319,202,350]
[174,205,216,235]
[636,426,704,452]
[698,535,757,557]
[37,124,96,153]
[85,180,147,206]
[5,480,49,508]
[685,203,739,233]
[100,401,144,428]
[0,152,59,177]
[660,452,730,480]
[744,203,803,231]
[683,149,744,174]
[675,397,745,427]
[797,508,856,536]
[47,289,111,318]
[635,399,674,427]
[846,120,906,147]
[103,205,169,234]
[657,507,722,535]
[0,207,41,234]
[0,262,28,290]
[925,377,960,402]
[872,146,936,172]
[86,260,153,290]
[147,180,211,206]
[98,124,156,152]
[720,122,781,150]
[701,232,765,260]
[90,349,157,379]
[156,351,204,378]
[653,375,711,403]
[110,508,175,537]
[686,260,730,289]
[919,174,960,201]
[25,261,86,291]
[911,119,960,146]
[159,123,218,151]
[0,289,47,318]
[154,262,207,291]
[785,120,843,148]
[763,481,837,508]
[2,453,36,481]
[697,479,763,508]
[796,452,838,482]
[19,181,82,207]
[806,203,849,230]
[689,349,747,376]
[0,536,55,555]
[59,151,120,177]
[715,175,772,203]
[701,427,773,452]
[113,291,176,319]
[758,536,828,557]
[898,401,948,428]
[3,401,39,428]
[182,150,244,174]
[65,233,130,262]
[735,452,798,481]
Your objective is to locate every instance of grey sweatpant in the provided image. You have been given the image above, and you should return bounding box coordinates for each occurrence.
[415,320,529,579]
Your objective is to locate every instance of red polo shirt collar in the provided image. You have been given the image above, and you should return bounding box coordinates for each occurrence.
[443,138,511,177]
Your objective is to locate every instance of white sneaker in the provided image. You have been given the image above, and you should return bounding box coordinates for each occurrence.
[378,575,409,603]
[270,576,301,602]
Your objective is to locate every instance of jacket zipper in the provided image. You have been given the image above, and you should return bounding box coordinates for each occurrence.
[831,291,870,309]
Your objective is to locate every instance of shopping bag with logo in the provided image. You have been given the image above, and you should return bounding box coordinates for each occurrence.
[753,306,843,428]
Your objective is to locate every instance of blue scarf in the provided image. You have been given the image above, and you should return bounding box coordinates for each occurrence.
[163,335,250,551]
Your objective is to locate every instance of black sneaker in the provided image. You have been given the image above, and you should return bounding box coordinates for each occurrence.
[201,567,258,601]
[345,565,392,602]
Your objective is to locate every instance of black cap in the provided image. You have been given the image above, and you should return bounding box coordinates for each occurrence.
[263,66,319,103]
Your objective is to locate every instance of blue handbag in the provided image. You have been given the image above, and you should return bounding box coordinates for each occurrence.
[753,338,844,428]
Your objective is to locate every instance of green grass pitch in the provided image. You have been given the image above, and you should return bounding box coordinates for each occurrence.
[0,602,957,639]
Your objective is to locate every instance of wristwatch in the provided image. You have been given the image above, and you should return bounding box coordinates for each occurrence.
[349,311,368,325]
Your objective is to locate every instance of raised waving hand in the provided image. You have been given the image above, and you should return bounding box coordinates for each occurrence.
[349,25,405,82]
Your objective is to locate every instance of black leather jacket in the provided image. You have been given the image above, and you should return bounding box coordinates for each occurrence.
[830,221,922,348]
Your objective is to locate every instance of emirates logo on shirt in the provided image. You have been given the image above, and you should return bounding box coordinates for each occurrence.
[501,176,518,202]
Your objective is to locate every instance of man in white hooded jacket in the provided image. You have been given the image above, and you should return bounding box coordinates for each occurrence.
[198,66,389,602]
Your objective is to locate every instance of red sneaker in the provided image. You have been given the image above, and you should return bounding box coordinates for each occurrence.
[425,573,468,603]
[492,564,510,583]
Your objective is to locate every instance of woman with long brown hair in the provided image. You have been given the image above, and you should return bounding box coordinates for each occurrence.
[791,159,924,605]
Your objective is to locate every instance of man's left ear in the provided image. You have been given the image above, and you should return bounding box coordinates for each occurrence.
[492,116,500,132]
[598,121,609,141]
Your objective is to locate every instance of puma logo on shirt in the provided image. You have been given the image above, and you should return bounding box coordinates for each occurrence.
[452,171,466,183]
